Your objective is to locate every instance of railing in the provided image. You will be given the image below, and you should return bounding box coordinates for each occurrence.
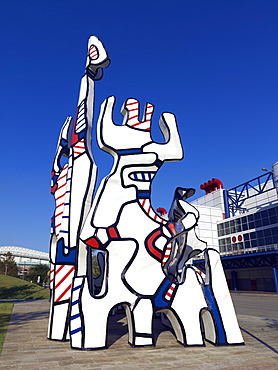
[220,244,278,257]
[192,244,278,261]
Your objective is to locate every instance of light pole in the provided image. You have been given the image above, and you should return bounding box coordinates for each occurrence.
[262,164,278,196]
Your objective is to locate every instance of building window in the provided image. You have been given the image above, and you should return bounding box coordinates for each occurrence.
[271,226,278,236]
[264,228,271,237]
[230,220,236,234]
[270,214,278,224]
[217,224,224,237]
[251,239,257,247]
[244,240,251,249]
[219,245,226,253]
[235,219,241,232]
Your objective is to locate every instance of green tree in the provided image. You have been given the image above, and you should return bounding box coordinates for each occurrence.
[26,264,50,285]
[0,252,18,277]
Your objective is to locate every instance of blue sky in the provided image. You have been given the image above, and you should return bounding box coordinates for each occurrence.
[0,0,277,253]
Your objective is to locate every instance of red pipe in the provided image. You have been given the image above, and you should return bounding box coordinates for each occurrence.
[200,178,224,194]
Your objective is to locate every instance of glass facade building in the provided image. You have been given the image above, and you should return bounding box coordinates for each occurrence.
[192,164,278,292]
[218,205,278,254]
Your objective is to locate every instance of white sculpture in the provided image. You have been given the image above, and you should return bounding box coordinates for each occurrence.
[48,35,244,350]
[48,36,110,341]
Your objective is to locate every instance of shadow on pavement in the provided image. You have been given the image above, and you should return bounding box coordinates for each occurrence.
[240,326,278,355]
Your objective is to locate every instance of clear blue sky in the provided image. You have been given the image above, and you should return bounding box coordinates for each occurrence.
[0,0,277,253]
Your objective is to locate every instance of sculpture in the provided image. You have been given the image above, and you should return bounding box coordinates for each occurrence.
[48,36,244,349]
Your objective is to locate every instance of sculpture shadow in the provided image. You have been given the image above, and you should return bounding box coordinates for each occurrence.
[106,312,175,349]
[106,312,128,348]
[152,314,176,346]
[262,318,278,329]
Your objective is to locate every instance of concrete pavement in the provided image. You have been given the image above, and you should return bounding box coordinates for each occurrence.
[1,293,278,369]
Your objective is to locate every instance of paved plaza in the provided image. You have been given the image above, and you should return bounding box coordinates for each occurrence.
[1,292,278,369]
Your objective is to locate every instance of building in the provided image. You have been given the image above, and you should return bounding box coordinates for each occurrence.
[191,161,278,293]
[0,246,49,277]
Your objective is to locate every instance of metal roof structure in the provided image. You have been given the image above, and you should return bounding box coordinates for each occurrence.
[0,246,48,261]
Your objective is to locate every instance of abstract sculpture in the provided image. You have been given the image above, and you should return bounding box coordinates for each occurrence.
[48,36,244,349]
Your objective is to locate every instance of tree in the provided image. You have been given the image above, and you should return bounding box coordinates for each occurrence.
[0,252,18,277]
[26,264,50,285]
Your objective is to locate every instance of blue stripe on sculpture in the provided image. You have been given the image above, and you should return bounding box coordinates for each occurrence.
[204,286,226,343]
[71,313,81,320]
[73,284,82,291]
[70,327,82,335]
